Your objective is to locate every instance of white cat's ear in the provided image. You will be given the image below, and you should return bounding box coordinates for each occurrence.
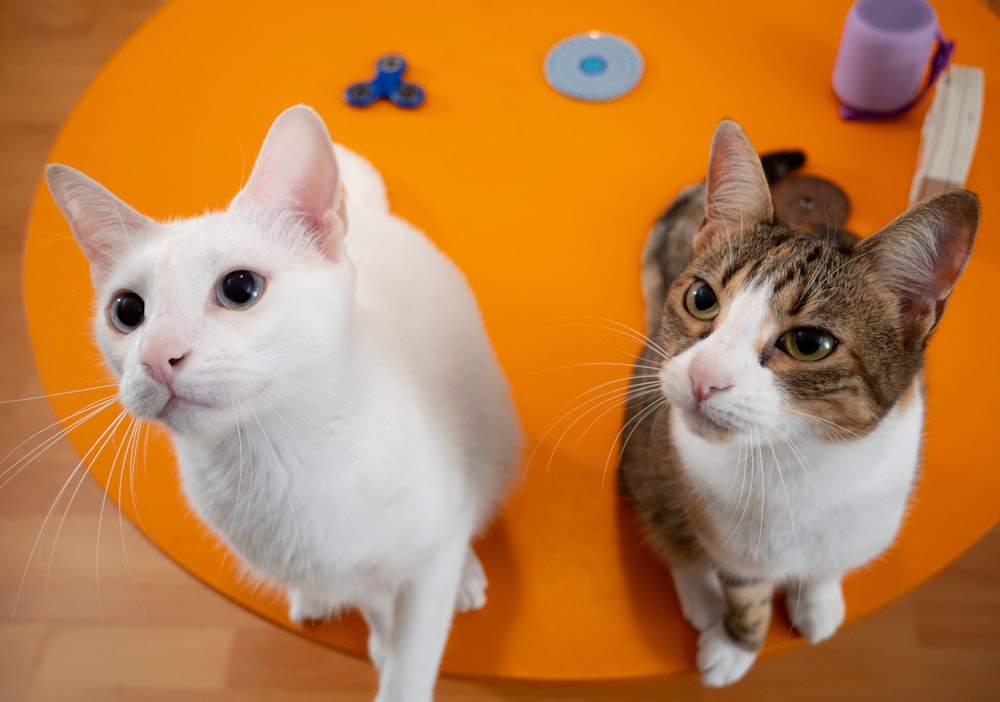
[694,120,774,252]
[856,190,978,342]
[45,164,156,283]
[232,105,347,261]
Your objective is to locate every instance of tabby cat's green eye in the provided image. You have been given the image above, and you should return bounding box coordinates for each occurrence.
[781,328,837,361]
[684,280,720,320]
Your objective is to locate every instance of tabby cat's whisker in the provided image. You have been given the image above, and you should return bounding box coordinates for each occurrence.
[533,360,664,376]
[752,427,767,563]
[580,317,673,363]
[527,378,649,482]
[601,393,668,492]
[782,405,862,441]
[722,434,756,550]
[525,372,661,483]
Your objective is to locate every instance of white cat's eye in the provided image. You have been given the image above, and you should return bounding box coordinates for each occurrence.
[684,280,720,321]
[216,269,264,310]
[109,291,145,333]
[780,328,837,362]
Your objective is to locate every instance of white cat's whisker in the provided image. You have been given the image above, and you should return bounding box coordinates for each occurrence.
[0,383,119,406]
[95,412,148,623]
[14,403,129,619]
[224,394,248,557]
[58,408,132,619]
[0,393,120,492]
[246,405,308,559]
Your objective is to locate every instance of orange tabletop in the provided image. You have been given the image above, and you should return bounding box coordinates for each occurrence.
[24,0,1000,681]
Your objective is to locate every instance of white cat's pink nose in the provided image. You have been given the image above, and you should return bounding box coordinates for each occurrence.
[141,343,190,387]
[688,354,733,404]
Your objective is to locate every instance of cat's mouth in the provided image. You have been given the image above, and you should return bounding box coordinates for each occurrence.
[158,392,216,420]
[676,404,738,440]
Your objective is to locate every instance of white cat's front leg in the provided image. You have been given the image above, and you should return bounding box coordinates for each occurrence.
[455,547,488,613]
[287,587,333,625]
[374,537,469,702]
[360,591,395,671]
[787,577,846,643]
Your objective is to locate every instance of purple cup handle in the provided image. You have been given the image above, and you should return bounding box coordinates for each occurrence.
[840,32,955,121]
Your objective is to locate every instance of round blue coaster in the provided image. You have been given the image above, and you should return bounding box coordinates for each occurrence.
[544,32,644,102]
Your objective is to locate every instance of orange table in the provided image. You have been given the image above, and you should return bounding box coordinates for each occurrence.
[25,0,1000,681]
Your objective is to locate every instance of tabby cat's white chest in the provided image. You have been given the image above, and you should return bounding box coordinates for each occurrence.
[671,385,924,581]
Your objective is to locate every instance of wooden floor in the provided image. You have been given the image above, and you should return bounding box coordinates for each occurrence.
[1,1,998,699]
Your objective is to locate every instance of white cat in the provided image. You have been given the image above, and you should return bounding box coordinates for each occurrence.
[45,105,522,702]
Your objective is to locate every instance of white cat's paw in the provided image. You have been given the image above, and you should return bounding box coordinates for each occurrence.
[455,550,487,613]
[670,562,723,632]
[288,590,332,626]
[367,630,386,671]
[697,622,758,687]
[788,584,846,644]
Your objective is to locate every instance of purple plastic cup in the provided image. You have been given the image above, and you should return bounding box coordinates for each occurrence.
[832,0,953,120]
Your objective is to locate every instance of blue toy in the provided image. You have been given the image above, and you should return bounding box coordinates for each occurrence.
[544,33,644,103]
[344,55,425,108]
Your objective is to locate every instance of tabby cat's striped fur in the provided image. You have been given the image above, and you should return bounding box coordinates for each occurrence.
[617,120,978,686]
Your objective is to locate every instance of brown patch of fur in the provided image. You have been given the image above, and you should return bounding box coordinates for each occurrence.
[721,579,775,652]
[896,372,925,414]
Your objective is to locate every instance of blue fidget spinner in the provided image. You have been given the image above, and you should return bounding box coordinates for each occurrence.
[344,55,425,109]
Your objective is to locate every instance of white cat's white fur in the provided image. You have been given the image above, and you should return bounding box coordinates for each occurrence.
[46,105,522,702]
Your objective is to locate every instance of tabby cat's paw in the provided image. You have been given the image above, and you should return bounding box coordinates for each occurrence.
[787,582,845,644]
[455,550,488,612]
[697,622,757,687]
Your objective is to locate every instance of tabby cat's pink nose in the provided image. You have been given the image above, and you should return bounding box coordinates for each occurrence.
[688,354,733,404]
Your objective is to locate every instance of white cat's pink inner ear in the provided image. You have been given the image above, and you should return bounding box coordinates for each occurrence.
[44,164,155,276]
[232,106,346,256]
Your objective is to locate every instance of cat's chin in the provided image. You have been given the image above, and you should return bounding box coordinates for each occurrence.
[676,406,736,442]
[128,394,228,436]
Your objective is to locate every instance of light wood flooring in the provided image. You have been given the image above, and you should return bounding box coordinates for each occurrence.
[1,1,998,699]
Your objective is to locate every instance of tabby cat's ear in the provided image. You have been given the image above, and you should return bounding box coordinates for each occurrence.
[231,105,347,261]
[855,190,978,344]
[694,120,774,253]
[45,164,157,286]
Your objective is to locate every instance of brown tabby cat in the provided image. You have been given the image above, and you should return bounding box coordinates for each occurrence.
[617,120,978,686]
